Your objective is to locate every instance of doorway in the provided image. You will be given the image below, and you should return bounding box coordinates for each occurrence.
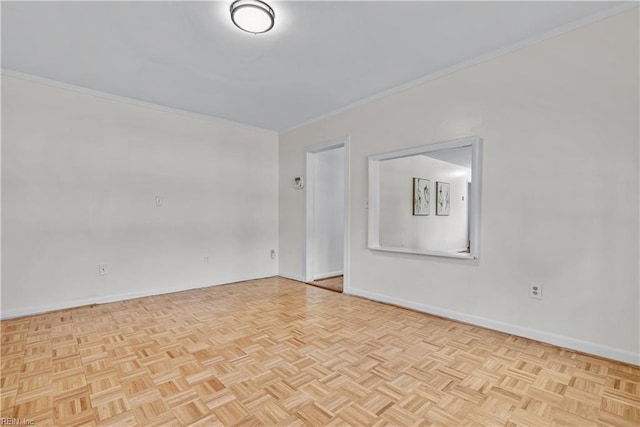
[304,137,350,293]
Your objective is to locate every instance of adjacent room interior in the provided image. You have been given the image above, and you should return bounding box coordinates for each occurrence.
[1,1,639,426]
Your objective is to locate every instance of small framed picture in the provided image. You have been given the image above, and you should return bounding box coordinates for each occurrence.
[413,178,430,216]
[436,181,450,216]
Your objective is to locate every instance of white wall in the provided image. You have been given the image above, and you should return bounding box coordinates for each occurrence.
[1,75,279,318]
[379,155,470,252]
[312,147,344,279]
[279,10,639,363]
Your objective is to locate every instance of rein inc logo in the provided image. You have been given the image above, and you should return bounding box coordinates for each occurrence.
[1,419,34,425]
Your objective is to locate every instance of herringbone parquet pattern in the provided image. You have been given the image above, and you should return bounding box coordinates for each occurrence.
[1,277,638,426]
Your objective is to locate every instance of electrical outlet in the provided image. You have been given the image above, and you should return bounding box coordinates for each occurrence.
[204,256,210,264]
[99,264,108,276]
[529,283,542,300]
[270,249,276,260]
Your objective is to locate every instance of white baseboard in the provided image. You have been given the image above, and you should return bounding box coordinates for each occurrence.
[313,271,343,281]
[0,274,275,320]
[346,287,639,366]
[277,273,304,282]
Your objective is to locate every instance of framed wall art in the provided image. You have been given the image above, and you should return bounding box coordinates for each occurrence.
[413,177,430,216]
[436,181,450,216]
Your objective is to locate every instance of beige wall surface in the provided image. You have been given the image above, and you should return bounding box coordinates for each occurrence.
[279,10,639,362]
[2,75,279,317]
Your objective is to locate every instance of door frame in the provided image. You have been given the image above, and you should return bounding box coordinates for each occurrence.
[303,136,351,293]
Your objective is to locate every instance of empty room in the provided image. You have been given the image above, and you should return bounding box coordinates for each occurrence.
[1,1,639,426]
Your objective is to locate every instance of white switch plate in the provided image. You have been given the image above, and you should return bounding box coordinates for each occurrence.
[155,196,163,207]
[99,264,108,275]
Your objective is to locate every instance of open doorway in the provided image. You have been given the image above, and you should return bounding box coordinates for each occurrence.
[304,137,350,293]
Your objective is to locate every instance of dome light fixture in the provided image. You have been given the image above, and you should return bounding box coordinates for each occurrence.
[230,0,275,34]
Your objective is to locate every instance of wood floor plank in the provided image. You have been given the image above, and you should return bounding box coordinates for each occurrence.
[1,277,638,426]
[307,276,343,293]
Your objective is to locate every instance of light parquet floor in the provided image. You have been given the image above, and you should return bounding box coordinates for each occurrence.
[1,277,639,426]
[307,276,343,293]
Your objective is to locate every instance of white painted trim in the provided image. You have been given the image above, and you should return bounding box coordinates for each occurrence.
[313,271,343,281]
[303,152,315,283]
[367,157,380,253]
[278,273,304,282]
[0,274,275,320]
[1,69,276,134]
[368,136,480,162]
[0,67,3,316]
[370,245,474,259]
[470,137,483,259]
[281,3,638,134]
[304,137,351,287]
[368,136,483,260]
[342,138,352,295]
[346,287,640,366]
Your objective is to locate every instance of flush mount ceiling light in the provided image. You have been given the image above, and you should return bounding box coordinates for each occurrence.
[230,0,275,34]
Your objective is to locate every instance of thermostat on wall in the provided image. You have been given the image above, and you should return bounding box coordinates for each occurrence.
[293,177,304,189]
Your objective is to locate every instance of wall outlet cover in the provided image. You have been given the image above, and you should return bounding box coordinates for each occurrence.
[529,283,542,299]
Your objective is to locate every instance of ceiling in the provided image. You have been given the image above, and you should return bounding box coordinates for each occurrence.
[1,1,628,131]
